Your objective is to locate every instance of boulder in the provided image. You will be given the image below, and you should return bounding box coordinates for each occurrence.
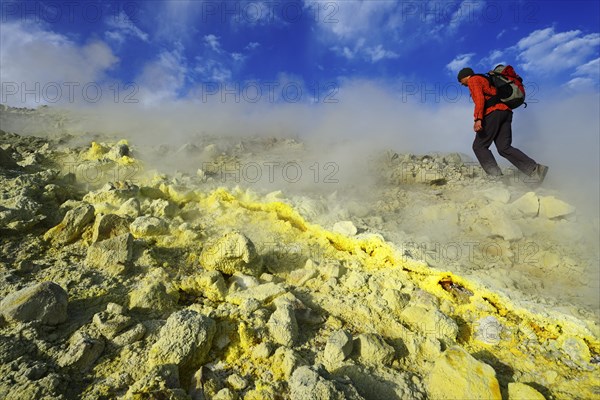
[267,301,299,347]
[425,346,501,400]
[323,329,353,367]
[129,281,177,316]
[118,197,141,218]
[200,231,262,276]
[85,233,133,274]
[57,331,105,372]
[539,196,576,219]
[179,270,227,302]
[93,305,134,339]
[130,216,168,237]
[289,366,345,400]
[355,333,395,366]
[148,310,216,375]
[400,306,458,341]
[0,147,19,168]
[509,192,539,217]
[91,213,130,243]
[44,203,95,244]
[508,382,546,400]
[0,281,68,325]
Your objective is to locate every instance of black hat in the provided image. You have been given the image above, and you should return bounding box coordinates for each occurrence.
[457,67,474,82]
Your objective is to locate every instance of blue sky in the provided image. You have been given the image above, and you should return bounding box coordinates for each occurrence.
[1,0,599,106]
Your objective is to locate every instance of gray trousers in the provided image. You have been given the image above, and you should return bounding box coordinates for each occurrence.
[472,110,537,176]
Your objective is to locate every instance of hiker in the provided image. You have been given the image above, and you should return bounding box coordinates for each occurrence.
[457,67,548,183]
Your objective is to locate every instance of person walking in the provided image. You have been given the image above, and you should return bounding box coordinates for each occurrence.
[457,67,548,183]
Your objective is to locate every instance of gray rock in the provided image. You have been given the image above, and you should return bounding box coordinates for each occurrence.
[149,310,216,374]
[91,213,130,243]
[289,366,345,400]
[355,333,395,366]
[108,143,130,159]
[0,147,19,168]
[324,330,353,367]
[130,215,168,237]
[126,364,188,399]
[112,323,146,346]
[85,233,133,274]
[118,197,141,218]
[93,310,133,339]
[43,203,95,244]
[57,331,105,372]
[0,281,68,325]
[267,301,299,347]
[200,231,262,276]
[129,281,177,316]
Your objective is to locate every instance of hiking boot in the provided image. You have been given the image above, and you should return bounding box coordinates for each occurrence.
[533,164,549,184]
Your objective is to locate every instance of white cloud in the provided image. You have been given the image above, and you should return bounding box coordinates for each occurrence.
[153,0,204,42]
[516,28,600,75]
[204,34,222,53]
[305,0,395,41]
[194,58,232,83]
[574,57,600,78]
[105,10,149,45]
[446,0,486,34]
[0,20,118,106]
[365,45,399,63]
[446,53,475,75]
[245,42,261,51]
[479,49,506,70]
[136,45,188,105]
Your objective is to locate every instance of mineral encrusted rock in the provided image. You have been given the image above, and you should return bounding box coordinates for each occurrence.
[289,366,345,400]
[508,382,546,400]
[267,299,299,347]
[323,329,353,367]
[91,213,130,242]
[0,281,68,325]
[355,333,395,366]
[148,309,216,377]
[58,331,105,372]
[85,233,133,274]
[200,231,262,276]
[539,196,576,219]
[44,203,95,244]
[425,346,502,400]
[130,215,168,237]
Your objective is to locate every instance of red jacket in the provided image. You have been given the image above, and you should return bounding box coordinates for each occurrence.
[467,75,510,120]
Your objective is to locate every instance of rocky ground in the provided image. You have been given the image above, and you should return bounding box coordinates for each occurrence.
[0,106,599,399]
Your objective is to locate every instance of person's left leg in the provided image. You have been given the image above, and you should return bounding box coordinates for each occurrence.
[494,111,537,175]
